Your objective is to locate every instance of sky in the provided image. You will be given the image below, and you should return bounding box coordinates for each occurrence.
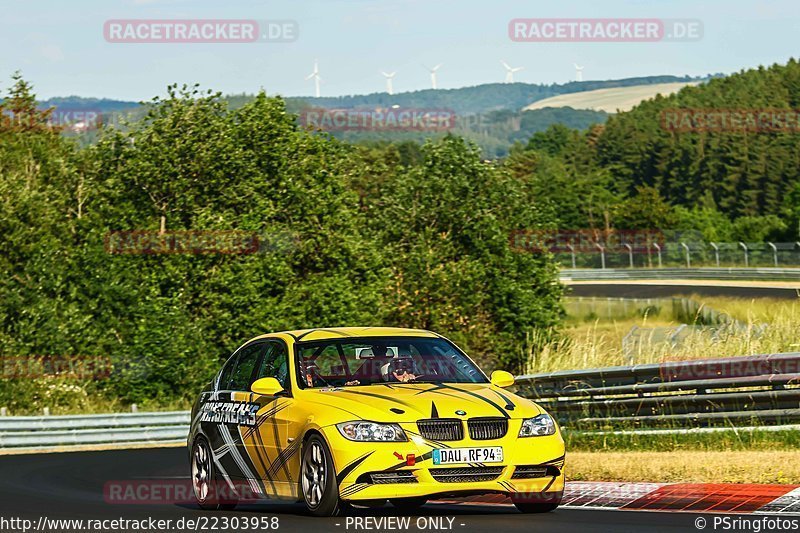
[1,0,798,101]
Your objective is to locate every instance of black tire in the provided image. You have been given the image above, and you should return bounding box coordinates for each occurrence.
[301,435,345,516]
[390,497,428,511]
[513,502,559,513]
[191,437,238,511]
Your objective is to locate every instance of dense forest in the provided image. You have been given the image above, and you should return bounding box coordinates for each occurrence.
[0,76,562,412]
[505,59,800,242]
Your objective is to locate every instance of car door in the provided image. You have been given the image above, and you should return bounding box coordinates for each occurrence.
[220,341,269,486]
[242,340,306,499]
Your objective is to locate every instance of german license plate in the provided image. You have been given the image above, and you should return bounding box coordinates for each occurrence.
[432,447,503,465]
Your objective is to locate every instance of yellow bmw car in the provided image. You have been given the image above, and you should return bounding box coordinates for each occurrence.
[189,327,565,516]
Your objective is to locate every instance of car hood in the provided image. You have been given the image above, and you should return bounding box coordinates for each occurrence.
[300,382,543,423]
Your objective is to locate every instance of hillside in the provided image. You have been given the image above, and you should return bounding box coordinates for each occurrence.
[35,74,701,118]
[524,82,701,113]
[509,58,800,241]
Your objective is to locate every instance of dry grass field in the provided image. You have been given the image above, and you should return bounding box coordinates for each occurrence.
[524,82,701,113]
[568,451,800,484]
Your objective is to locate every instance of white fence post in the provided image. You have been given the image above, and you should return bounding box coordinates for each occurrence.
[710,242,720,267]
[43,407,50,416]
[0,407,7,417]
[681,242,691,268]
[624,243,633,268]
[595,243,606,269]
[768,242,778,267]
[653,243,662,268]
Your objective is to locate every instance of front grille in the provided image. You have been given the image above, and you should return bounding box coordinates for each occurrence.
[467,417,508,440]
[430,466,504,483]
[511,466,549,479]
[369,471,418,484]
[417,419,464,441]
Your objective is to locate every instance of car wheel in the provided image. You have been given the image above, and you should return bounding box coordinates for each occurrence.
[512,501,559,513]
[301,435,344,516]
[390,497,428,511]
[191,437,238,511]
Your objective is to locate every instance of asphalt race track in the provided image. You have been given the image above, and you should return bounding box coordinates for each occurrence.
[567,282,800,299]
[0,448,784,533]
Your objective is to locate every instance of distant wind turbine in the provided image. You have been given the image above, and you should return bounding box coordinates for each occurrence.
[381,71,396,95]
[500,60,523,83]
[306,60,321,98]
[574,64,584,82]
[424,63,442,89]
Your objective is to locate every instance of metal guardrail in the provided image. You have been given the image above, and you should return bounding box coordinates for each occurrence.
[561,267,800,282]
[0,411,189,449]
[3,351,800,449]
[516,352,800,429]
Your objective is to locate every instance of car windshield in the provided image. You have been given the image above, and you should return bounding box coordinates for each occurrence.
[295,337,488,388]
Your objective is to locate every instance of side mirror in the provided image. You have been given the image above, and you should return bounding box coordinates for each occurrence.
[490,370,515,388]
[251,377,285,396]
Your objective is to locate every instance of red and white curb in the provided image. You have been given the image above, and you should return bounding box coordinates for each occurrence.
[452,482,800,515]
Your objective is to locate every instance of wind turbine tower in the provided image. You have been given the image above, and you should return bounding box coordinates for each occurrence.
[381,71,396,95]
[306,60,321,97]
[500,60,524,83]
[574,64,584,82]
[425,64,442,89]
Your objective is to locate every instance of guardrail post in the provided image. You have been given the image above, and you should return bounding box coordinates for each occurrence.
[0,407,6,416]
[652,243,662,268]
[681,242,691,268]
[595,243,606,269]
[131,404,138,413]
[710,242,720,267]
[43,407,50,416]
[623,243,633,268]
[767,242,778,267]
[567,243,576,269]
[739,242,749,267]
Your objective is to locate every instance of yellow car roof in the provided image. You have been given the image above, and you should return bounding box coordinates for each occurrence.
[257,326,440,343]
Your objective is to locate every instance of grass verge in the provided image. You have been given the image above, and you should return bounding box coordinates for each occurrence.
[568,450,800,484]
[564,428,800,452]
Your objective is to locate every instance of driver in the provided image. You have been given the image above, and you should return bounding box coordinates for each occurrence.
[382,353,418,383]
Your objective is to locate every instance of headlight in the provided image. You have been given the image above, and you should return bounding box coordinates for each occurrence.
[336,421,407,442]
[518,414,556,437]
